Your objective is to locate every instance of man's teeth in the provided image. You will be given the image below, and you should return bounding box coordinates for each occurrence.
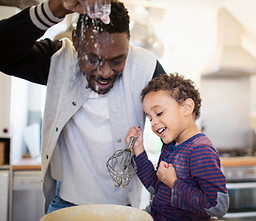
[98,80,108,85]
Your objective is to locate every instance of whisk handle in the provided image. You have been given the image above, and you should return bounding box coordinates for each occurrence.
[127,136,137,150]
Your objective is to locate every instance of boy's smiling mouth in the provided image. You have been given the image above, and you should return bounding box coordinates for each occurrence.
[156,127,166,135]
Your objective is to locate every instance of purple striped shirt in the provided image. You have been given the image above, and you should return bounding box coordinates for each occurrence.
[135,133,229,221]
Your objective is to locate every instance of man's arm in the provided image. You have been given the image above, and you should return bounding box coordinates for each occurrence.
[0,1,65,85]
[0,0,86,65]
[0,0,113,84]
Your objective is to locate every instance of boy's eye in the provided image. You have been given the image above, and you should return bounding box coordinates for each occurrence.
[156,111,163,117]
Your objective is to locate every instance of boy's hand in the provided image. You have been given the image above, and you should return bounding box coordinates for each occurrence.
[157,161,177,189]
[125,126,144,157]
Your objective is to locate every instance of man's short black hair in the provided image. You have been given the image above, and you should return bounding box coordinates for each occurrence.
[76,0,130,38]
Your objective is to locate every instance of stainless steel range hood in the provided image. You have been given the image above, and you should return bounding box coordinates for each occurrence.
[202,8,256,78]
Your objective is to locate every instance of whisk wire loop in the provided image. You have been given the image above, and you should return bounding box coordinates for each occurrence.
[106,137,138,188]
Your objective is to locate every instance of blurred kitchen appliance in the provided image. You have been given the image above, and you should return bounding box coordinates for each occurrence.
[221,157,256,221]
[0,170,9,221]
[12,170,44,221]
[0,140,9,221]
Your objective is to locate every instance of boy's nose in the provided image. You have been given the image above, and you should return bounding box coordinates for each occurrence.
[151,118,158,126]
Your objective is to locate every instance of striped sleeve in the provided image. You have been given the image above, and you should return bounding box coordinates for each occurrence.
[29,0,64,30]
[134,151,158,194]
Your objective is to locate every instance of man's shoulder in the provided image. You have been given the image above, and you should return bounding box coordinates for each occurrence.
[129,44,155,57]
[126,44,156,71]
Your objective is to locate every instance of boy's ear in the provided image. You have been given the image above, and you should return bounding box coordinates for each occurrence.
[183,98,194,116]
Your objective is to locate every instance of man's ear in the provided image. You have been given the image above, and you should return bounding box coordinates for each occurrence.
[183,98,194,116]
[72,29,78,51]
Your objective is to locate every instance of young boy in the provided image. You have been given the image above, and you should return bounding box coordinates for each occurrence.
[126,73,229,221]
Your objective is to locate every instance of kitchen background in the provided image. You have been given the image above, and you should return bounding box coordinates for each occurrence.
[0,0,256,220]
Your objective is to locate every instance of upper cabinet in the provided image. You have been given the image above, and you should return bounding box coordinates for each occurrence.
[0,73,12,138]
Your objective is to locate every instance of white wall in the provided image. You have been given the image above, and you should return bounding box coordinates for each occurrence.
[157,5,217,85]
[201,76,250,149]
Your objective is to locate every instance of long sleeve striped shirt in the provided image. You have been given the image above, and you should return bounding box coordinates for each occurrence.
[135,133,229,221]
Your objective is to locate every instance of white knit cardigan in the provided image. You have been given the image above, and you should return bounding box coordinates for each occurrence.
[40,38,157,213]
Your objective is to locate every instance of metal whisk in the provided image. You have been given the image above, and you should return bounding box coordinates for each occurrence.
[106,137,137,189]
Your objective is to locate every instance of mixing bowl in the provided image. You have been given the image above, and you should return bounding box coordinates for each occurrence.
[40,204,153,221]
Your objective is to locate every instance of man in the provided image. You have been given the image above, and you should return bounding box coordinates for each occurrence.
[0,0,165,214]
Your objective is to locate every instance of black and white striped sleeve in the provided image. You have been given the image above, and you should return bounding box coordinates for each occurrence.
[29,0,64,30]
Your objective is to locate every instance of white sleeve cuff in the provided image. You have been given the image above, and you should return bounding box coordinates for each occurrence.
[29,0,64,30]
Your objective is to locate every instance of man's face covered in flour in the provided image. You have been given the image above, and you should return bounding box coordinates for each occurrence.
[73,27,129,95]
[72,1,131,95]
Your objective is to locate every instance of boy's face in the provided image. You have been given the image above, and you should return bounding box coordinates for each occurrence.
[73,28,129,94]
[142,90,188,144]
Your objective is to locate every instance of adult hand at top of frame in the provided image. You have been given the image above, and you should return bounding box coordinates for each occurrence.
[61,0,111,23]
[157,161,177,189]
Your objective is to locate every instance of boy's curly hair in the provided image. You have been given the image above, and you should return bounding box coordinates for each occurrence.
[141,73,202,119]
[76,0,130,39]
